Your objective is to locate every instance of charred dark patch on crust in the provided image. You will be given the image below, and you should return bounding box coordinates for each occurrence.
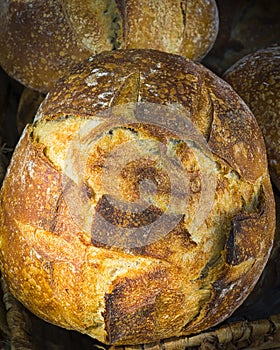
[104,267,185,344]
[104,286,157,344]
[226,189,266,266]
[226,213,261,266]
[82,182,94,200]
[90,194,180,248]
[95,194,163,229]
[104,269,164,344]
[131,216,197,260]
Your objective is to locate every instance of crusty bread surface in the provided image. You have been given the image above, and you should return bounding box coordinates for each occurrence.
[0,0,218,92]
[224,46,280,191]
[0,49,275,345]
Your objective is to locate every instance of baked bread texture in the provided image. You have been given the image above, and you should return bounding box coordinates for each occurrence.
[0,49,275,346]
[0,0,218,93]
[224,46,280,191]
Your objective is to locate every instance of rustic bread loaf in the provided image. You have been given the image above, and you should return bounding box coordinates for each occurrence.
[224,46,280,191]
[0,49,275,346]
[0,0,218,93]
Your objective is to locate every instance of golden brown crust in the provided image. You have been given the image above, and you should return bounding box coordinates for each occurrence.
[0,0,94,93]
[224,46,280,190]
[0,49,275,345]
[183,178,275,334]
[178,0,219,61]
[121,0,219,61]
[61,0,123,52]
[0,0,218,92]
[39,49,267,183]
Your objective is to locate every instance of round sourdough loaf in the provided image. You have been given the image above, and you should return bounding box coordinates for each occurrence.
[224,47,280,191]
[0,49,275,345]
[0,0,218,92]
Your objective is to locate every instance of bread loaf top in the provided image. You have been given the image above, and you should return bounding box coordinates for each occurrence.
[0,0,218,92]
[0,49,275,345]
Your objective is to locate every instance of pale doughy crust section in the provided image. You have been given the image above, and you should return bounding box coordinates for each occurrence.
[0,50,275,345]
